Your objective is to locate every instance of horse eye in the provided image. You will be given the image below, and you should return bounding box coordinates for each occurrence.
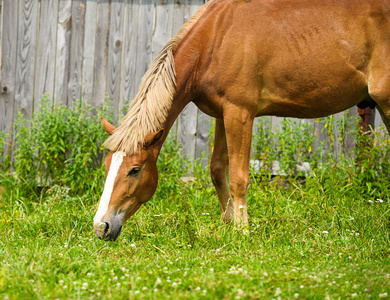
[128,167,141,177]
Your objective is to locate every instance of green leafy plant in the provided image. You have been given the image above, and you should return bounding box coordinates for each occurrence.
[8,95,112,199]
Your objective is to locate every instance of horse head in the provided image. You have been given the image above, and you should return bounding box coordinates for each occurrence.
[93,118,164,241]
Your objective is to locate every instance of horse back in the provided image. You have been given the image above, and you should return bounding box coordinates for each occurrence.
[174,0,390,119]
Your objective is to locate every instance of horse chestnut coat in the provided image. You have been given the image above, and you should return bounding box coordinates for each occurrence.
[94,0,390,241]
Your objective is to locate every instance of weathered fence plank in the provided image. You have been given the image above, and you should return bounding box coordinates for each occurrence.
[0,0,18,137]
[34,0,59,109]
[0,0,18,162]
[0,1,3,74]
[14,0,39,121]
[152,0,174,57]
[82,0,98,106]
[120,0,139,105]
[67,0,86,106]
[54,0,72,105]
[107,0,126,120]
[92,0,110,107]
[134,0,154,91]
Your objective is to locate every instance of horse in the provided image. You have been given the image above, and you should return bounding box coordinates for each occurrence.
[94,0,390,241]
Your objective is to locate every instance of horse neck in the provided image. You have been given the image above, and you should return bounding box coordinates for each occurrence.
[155,52,197,154]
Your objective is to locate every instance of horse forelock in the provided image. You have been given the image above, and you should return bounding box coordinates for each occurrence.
[103,0,215,155]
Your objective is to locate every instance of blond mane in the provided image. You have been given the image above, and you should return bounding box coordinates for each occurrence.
[104,1,214,154]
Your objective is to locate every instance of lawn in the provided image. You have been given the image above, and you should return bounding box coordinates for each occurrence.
[2,157,390,299]
[1,102,390,299]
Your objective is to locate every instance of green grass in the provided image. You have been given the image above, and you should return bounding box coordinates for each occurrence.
[1,158,390,299]
[1,101,390,299]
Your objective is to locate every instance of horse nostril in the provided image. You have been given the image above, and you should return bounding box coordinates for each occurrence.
[103,222,110,235]
[96,222,110,238]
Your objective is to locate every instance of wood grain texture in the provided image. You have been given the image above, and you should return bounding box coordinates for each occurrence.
[106,0,125,122]
[178,102,198,162]
[0,0,19,160]
[34,0,59,109]
[195,111,211,166]
[0,1,3,68]
[82,0,98,106]
[54,0,72,105]
[120,0,140,112]
[134,0,154,91]
[14,0,38,120]
[152,0,173,57]
[92,0,110,109]
[67,0,86,106]
[0,0,18,131]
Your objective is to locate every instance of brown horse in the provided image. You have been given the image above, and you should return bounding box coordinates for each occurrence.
[94,0,390,241]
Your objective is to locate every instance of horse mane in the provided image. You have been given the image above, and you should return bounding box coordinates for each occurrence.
[104,1,214,154]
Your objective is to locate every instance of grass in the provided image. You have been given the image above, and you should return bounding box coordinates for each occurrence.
[1,158,390,299]
[1,103,390,299]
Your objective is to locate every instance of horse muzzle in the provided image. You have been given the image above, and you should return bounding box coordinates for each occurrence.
[94,214,124,241]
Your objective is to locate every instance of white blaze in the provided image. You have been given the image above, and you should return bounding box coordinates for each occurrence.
[93,151,126,226]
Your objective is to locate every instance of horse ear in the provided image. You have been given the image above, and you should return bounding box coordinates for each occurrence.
[144,129,164,149]
[100,117,116,135]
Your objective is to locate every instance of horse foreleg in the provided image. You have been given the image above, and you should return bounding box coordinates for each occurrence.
[223,108,254,226]
[376,105,390,134]
[210,119,234,222]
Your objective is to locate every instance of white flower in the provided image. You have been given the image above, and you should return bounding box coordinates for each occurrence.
[239,205,244,209]
[275,287,282,296]
[195,287,201,292]
[322,231,329,234]
[351,293,358,297]
[130,244,136,248]
[172,282,178,288]
[379,292,388,298]
[349,217,354,221]
[155,278,162,285]
[294,293,299,299]
[376,199,384,203]
[237,288,244,295]
[210,268,214,272]
[368,200,373,203]
[59,280,64,285]
[300,285,304,289]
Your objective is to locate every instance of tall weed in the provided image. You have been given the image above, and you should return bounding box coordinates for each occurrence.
[4,96,112,199]
[253,113,390,198]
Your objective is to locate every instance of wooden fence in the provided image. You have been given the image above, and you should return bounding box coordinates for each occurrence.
[0,0,386,169]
